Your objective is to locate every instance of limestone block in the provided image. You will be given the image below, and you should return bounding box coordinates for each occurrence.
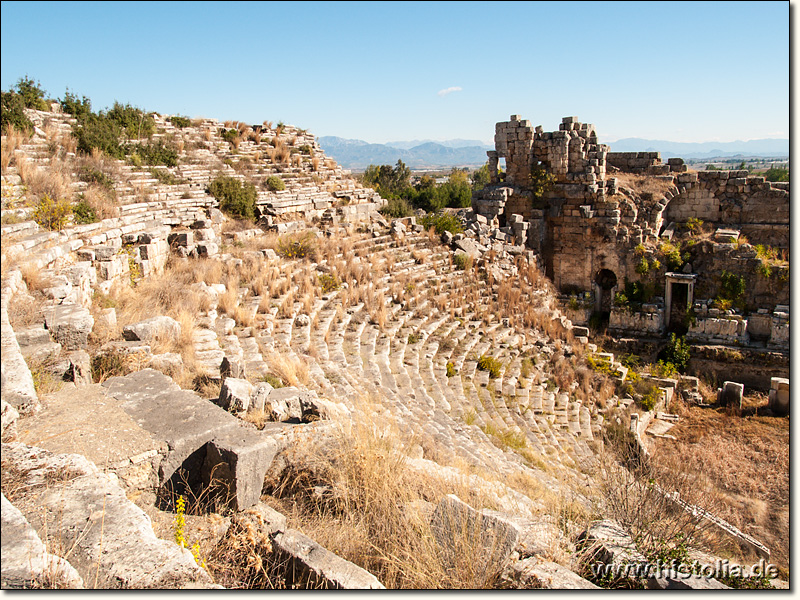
[500,557,598,589]
[718,381,744,409]
[431,494,520,578]
[196,242,219,257]
[43,303,94,351]
[768,377,789,415]
[218,377,255,413]
[123,316,181,345]
[577,520,646,566]
[272,529,385,589]
[203,430,278,512]
[1,493,84,589]
[249,382,273,413]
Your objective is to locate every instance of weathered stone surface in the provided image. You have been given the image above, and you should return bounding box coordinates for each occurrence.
[647,575,731,589]
[499,557,599,589]
[203,431,278,512]
[249,382,273,413]
[430,494,520,577]
[272,529,385,589]
[578,520,646,566]
[43,303,94,351]
[455,237,482,260]
[218,377,255,413]
[64,349,92,386]
[717,381,744,409]
[147,352,184,375]
[1,493,84,589]
[1,398,20,437]
[122,316,181,345]
[1,310,38,412]
[2,443,215,589]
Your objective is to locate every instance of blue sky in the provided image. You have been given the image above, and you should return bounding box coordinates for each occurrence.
[1,1,789,145]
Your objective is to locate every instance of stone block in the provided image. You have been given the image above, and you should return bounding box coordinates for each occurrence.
[271,529,385,589]
[500,557,598,589]
[203,429,278,512]
[430,494,520,578]
[122,316,181,345]
[577,520,646,566]
[718,381,744,409]
[43,303,94,351]
[218,377,254,413]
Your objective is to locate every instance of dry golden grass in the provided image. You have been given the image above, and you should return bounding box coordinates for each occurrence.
[653,404,789,572]
[203,129,213,142]
[612,172,675,201]
[267,352,309,387]
[1,125,27,171]
[263,403,509,588]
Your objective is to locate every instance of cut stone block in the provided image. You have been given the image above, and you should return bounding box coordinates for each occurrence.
[123,316,181,345]
[43,303,94,351]
[499,557,599,589]
[218,377,254,413]
[271,529,385,589]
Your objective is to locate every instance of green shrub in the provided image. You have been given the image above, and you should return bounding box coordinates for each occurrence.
[408,333,421,344]
[77,165,115,189]
[61,89,92,120]
[168,115,192,128]
[685,217,703,233]
[128,140,178,167]
[718,270,745,302]
[74,112,126,158]
[419,212,463,236]
[208,176,257,220]
[262,373,284,388]
[764,167,789,182]
[33,194,71,230]
[72,198,98,224]
[149,167,181,185]
[220,128,239,143]
[299,144,313,155]
[662,333,690,373]
[529,164,555,202]
[453,253,472,271]
[106,102,155,139]
[14,76,49,111]
[1,90,34,134]
[477,354,503,379]
[277,232,317,260]
[379,197,414,219]
[635,257,650,275]
[265,175,285,191]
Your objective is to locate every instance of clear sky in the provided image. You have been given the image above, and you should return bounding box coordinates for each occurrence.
[0,1,790,145]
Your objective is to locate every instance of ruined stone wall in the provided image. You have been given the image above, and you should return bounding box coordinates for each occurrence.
[664,171,789,246]
[606,153,688,175]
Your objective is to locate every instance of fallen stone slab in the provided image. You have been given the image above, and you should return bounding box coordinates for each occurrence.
[1,398,20,438]
[1,493,84,589]
[2,443,215,589]
[102,369,285,511]
[217,377,254,413]
[499,557,599,589]
[272,529,385,589]
[577,520,646,567]
[122,315,181,345]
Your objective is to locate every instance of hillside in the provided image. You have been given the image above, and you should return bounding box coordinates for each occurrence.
[318,136,491,170]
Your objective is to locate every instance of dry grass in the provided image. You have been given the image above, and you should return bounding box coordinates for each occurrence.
[652,404,789,572]
[612,172,675,201]
[263,404,508,588]
[20,158,74,203]
[1,125,27,172]
[267,352,309,387]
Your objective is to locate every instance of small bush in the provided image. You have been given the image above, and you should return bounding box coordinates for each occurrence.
[33,194,71,230]
[408,333,421,344]
[419,212,463,236]
[379,197,414,219]
[127,140,179,167]
[265,175,285,191]
[453,253,472,271]
[208,176,257,220]
[685,217,704,233]
[14,76,49,111]
[277,232,317,260]
[318,273,340,293]
[72,198,98,224]
[477,354,503,379]
[446,361,457,377]
[1,91,33,135]
[661,333,690,373]
[77,165,115,189]
[635,257,650,276]
[61,89,92,120]
[168,115,192,128]
[149,167,181,185]
[220,128,239,143]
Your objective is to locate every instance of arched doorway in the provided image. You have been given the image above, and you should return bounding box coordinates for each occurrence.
[594,269,618,318]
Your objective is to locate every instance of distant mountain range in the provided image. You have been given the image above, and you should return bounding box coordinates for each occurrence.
[319,135,789,170]
[318,137,492,170]
[605,137,789,159]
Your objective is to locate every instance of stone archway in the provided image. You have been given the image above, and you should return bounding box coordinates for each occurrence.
[594,268,618,316]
